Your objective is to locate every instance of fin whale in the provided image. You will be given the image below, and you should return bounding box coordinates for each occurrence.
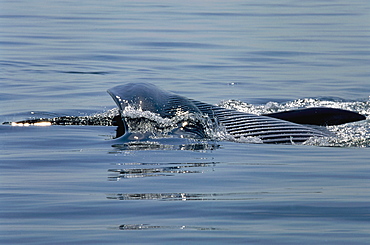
[6,82,365,144]
[107,83,365,144]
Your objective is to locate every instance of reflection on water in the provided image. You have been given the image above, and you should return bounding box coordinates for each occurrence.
[116,224,220,231]
[108,162,217,180]
[111,141,220,151]
[107,192,265,201]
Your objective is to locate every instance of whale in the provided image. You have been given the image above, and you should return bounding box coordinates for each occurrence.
[107,83,365,144]
[6,82,365,144]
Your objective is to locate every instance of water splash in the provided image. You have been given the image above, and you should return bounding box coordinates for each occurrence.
[119,106,211,139]
[218,97,370,117]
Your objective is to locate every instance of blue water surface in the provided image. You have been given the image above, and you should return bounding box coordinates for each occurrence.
[1,0,370,244]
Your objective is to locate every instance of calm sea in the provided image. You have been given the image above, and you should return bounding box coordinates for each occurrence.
[1,0,370,244]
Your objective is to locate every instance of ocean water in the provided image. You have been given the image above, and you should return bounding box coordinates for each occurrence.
[1,0,370,244]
